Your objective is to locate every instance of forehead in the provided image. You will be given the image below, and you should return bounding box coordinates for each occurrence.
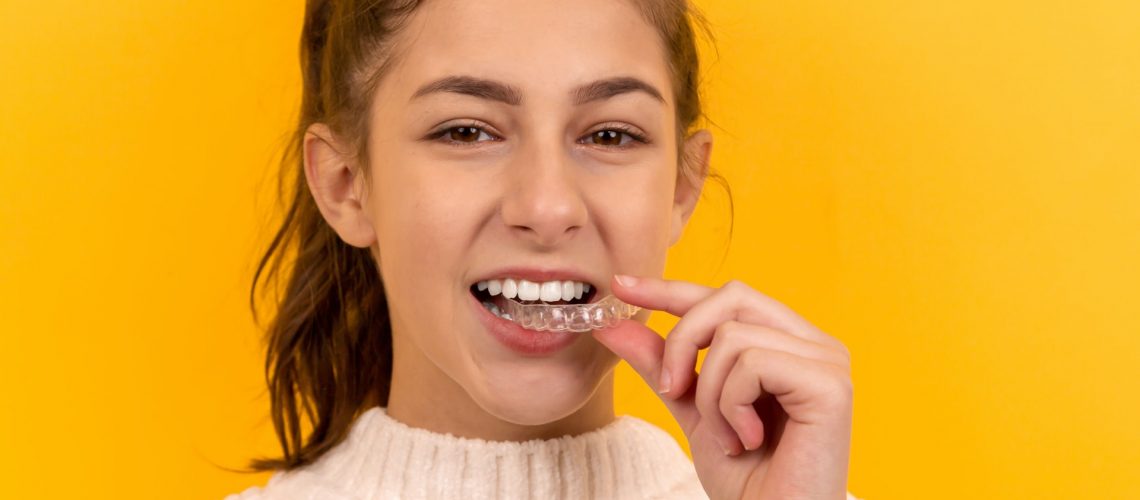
[383,0,672,106]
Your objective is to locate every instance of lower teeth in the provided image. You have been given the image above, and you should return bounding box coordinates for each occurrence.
[481,301,511,320]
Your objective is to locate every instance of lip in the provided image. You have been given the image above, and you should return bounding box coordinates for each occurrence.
[470,266,600,290]
[468,289,582,356]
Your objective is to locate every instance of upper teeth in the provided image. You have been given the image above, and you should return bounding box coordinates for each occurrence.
[477,279,591,302]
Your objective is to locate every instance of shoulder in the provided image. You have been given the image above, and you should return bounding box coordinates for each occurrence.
[224,411,380,499]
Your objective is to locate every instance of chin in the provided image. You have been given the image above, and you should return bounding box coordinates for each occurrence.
[473,368,604,426]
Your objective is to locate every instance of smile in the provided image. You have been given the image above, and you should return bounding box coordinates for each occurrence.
[470,278,597,319]
[469,276,640,333]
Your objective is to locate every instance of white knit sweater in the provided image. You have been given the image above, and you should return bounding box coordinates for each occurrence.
[226,406,862,499]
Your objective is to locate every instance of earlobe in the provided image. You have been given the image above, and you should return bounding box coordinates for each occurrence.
[303,123,377,248]
[669,129,713,246]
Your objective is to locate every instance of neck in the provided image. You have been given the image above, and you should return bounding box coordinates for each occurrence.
[386,327,616,443]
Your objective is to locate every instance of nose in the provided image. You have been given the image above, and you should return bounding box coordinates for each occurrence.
[500,137,588,248]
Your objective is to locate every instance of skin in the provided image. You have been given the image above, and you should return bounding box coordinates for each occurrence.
[303,0,853,498]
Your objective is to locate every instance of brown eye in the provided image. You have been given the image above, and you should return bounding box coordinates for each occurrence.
[428,122,498,147]
[448,126,483,143]
[583,125,647,149]
[591,129,626,146]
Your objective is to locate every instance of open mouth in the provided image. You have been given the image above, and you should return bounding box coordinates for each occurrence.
[469,278,598,319]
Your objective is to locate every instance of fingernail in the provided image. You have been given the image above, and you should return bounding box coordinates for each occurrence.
[614,274,637,287]
[657,368,672,395]
[716,435,733,456]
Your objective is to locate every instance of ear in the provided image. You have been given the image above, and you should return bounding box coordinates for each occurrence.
[303,123,376,248]
[669,128,713,246]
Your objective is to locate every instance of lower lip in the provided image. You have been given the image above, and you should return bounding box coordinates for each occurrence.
[468,292,582,356]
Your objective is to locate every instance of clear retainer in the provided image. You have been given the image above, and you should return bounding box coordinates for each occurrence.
[499,294,641,333]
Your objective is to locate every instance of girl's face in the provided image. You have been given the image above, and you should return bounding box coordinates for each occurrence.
[308,0,710,429]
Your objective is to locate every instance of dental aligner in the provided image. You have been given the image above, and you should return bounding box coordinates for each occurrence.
[498,294,641,333]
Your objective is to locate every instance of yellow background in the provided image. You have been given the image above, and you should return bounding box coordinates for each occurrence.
[2,1,1137,498]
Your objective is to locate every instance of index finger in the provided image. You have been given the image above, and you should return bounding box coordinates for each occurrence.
[613,275,843,350]
[610,274,714,317]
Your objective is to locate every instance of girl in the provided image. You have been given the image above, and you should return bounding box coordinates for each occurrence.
[228,0,859,498]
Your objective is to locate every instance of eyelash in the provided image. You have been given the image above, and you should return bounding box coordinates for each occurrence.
[427,121,649,150]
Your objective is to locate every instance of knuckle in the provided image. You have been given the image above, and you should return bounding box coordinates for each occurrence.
[724,279,760,311]
[739,346,768,372]
[822,367,854,405]
[838,341,851,360]
[722,279,749,293]
[833,340,852,367]
[814,331,851,364]
[714,320,745,344]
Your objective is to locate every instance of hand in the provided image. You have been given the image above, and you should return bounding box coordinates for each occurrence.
[591,275,853,500]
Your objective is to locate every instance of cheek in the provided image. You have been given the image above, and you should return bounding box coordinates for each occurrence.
[588,167,676,269]
[370,164,475,304]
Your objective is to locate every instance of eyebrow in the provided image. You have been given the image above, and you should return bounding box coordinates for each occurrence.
[410,75,666,106]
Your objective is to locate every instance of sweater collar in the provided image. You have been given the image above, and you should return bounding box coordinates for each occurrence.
[293,405,706,499]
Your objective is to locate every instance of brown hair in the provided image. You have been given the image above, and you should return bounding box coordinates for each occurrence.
[245,0,731,472]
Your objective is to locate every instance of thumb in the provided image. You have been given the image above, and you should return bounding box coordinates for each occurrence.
[592,319,699,434]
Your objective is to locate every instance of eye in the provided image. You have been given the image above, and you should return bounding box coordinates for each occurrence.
[581,124,649,150]
[428,121,499,147]
[426,121,649,149]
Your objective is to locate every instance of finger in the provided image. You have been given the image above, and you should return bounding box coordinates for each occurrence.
[660,280,849,398]
[590,319,700,434]
[719,349,769,453]
[721,347,853,437]
[690,321,749,455]
[611,274,715,317]
[694,321,846,454]
[609,275,719,398]
[690,280,842,347]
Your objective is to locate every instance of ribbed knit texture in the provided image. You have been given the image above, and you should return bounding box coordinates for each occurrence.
[226,406,863,499]
[226,406,704,499]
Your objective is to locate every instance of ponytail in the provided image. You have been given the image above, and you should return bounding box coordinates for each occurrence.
[244,0,397,472]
